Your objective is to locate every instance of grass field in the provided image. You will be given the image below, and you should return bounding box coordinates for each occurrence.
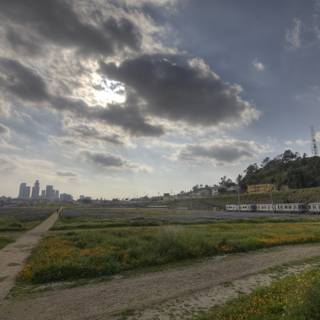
[195,267,320,320]
[18,221,320,284]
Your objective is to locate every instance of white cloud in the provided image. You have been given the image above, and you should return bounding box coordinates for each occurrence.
[252,59,265,72]
[286,18,302,49]
[285,139,310,147]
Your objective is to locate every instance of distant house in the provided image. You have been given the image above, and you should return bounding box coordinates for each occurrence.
[163,193,172,201]
[247,184,275,194]
[190,186,220,198]
[226,186,239,193]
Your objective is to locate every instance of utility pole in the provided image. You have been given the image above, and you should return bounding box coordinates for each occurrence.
[270,188,274,213]
[237,185,241,213]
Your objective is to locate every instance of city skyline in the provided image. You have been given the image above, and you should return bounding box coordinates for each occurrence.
[17,179,73,201]
[1,1,320,198]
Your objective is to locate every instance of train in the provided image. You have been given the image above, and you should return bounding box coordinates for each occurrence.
[225,203,320,214]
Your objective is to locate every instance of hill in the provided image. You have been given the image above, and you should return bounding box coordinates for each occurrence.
[238,150,320,190]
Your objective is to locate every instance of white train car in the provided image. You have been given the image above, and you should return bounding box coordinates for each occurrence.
[240,204,256,212]
[274,203,306,213]
[307,203,320,213]
[256,203,275,212]
[225,204,239,211]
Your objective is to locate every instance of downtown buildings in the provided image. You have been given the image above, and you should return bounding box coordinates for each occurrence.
[17,180,73,202]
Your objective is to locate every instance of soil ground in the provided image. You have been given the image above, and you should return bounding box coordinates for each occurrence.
[1,242,320,320]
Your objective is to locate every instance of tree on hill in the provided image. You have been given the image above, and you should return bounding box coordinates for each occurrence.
[238,150,320,190]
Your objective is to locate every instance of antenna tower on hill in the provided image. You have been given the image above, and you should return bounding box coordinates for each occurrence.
[311,125,318,156]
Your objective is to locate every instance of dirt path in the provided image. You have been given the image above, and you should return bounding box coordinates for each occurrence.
[1,242,320,320]
[0,209,60,302]
[129,261,320,320]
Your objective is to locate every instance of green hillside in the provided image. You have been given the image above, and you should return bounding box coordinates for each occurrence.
[239,150,320,190]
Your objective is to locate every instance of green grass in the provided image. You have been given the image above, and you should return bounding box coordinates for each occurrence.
[53,216,168,230]
[0,207,52,232]
[19,221,320,284]
[195,267,320,320]
[0,217,46,232]
[0,235,13,249]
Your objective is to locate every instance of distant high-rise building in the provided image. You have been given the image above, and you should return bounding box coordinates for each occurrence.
[31,180,40,199]
[26,186,31,199]
[18,183,30,199]
[45,185,55,200]
[41,190,46,199]
[55,190,59,200]
[18,183,27,199]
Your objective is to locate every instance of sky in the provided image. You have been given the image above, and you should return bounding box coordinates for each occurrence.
[0,0,320,198]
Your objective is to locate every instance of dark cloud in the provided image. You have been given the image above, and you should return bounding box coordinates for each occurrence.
[0,58,49,102]
[0,0,141,56]
[100,55,259,127]
[82,150,151,173]
[178,140,265,164]
[91,104,164,137]
[50,96,164,137]
[82,151,126,168]
[56,171,77,177]
[6,29,43,56]
[0,58,163,137]
[70,124,123,145]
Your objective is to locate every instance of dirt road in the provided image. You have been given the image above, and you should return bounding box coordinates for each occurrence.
[0,210,60,302]
[1,242,320,320]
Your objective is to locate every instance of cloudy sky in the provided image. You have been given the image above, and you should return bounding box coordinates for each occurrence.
[0,0,320,198]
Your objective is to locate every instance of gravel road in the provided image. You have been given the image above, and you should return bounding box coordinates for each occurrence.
[1,242,320,320]
[0,210,60,302]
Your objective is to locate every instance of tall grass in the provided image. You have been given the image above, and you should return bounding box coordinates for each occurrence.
[18,222,320,284]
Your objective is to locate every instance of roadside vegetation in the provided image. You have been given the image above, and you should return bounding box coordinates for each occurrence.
[0,216,47,232]
[195,267,320,320]
[19,221,320,284]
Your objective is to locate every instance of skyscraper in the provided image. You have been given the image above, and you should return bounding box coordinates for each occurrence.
[18,183,26,199]
[31,180,40,199]
[18,183,30,199]
[45,185,54,200]
[26,186,31,199]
